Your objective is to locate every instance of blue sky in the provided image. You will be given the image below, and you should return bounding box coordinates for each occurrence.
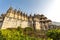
[0,0,51,14]
[0,0,60,22]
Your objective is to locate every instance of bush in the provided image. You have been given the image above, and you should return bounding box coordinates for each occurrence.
[46,29,60,40]
[0,27,43,40]
[24,27,33,31]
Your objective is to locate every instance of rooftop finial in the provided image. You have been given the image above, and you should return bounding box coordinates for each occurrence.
[9,6,13,10]
[34,14,36,16]
[7,6,13,13]
[30,14,32,17]
[17,8,21,13]
[14,9,17,13]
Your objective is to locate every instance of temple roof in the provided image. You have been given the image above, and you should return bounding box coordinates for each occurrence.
[5,7,52,22]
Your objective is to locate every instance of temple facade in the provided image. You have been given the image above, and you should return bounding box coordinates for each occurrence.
[0,7,52,30]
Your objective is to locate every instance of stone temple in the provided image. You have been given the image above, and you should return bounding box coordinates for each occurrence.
[0,7,52,30]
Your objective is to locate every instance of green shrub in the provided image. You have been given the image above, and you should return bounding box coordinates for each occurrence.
[24,27,33,31]
[0,27,43,40]
[46,29,60,40]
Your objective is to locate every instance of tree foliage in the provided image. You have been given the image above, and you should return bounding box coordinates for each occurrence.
[46,29,60,40]
[0,27,42,40]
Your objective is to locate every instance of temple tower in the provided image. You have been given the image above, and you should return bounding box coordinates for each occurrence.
[1,7,52,30]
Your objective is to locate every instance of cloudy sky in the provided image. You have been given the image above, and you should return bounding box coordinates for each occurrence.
[0,0,60,22]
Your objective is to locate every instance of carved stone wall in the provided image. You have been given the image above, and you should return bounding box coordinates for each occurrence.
[1,16,29,29]
[1,7,52,30]
[35,21,41,30]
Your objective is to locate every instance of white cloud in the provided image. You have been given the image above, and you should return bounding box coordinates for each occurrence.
[44,0,60,22]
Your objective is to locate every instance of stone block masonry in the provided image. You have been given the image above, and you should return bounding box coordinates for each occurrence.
[0,7,52,30]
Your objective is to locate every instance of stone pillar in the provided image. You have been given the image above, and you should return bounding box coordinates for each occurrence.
[35,21,41,30]
[45,22,48,30]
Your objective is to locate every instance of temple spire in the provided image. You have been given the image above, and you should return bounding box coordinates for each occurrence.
[9,6,13,10]
[17,8,21,13]
[7,6,13,13]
